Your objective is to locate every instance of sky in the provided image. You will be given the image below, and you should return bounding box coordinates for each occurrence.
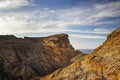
[0,0,120,49]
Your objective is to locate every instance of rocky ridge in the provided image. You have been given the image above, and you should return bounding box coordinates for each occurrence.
[34,28,120,80]
[0,34,81,80]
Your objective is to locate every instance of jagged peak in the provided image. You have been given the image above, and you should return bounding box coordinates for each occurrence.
[0,35,17,40]
[24,34,68,43]
[46,33,68,39]
[43,34,71,48]
[107,28,120,40]
[0,35,16,37]
[24,34,68,39]
[43,34,69,43]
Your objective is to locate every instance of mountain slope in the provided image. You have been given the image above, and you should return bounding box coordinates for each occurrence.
[36,28,120,80]
[0,34,79,80]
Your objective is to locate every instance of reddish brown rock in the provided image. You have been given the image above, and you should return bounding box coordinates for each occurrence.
[35,28,120,80]
[0,34,78,80]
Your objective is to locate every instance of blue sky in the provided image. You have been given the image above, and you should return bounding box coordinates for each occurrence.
[0,0,120,49]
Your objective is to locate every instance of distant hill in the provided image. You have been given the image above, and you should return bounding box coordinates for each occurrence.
[80,49,93,54]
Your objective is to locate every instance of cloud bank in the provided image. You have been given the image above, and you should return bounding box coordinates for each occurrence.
[0,0,33,9]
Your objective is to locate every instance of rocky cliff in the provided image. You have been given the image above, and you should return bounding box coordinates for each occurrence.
[0,34,79,80]
[35,28,120,80]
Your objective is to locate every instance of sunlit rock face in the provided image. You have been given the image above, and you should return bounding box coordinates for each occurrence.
[0,34,78,80]
[34,28,120,80]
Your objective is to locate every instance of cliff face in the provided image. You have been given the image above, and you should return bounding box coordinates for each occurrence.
[0,34,78,80]
[36,28,120,80]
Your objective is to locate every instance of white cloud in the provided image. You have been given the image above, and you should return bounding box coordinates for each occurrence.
[0,1,119,32]
[70,34,105,39]
[0,13,28,34]
[62,29,110,34]
[0,0,33,9]
[94,1,120,18]
[94,28,111,32]
[33,1,120,29]
[0,1,119,35]
[0,1,119,50]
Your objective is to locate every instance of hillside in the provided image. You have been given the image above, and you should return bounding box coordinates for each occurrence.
[0,34,82,80]
[34,28,120,80]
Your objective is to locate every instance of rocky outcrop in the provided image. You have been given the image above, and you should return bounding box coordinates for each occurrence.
[0,34,78,80]
[35,28,120,80]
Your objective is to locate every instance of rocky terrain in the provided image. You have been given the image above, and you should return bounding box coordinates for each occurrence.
[0,28,120,80]
[32,28,120,80]
[0,34,83,80]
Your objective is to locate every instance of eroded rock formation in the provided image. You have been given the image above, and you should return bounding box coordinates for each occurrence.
[34,28,120,80]
[0,34,79,80]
